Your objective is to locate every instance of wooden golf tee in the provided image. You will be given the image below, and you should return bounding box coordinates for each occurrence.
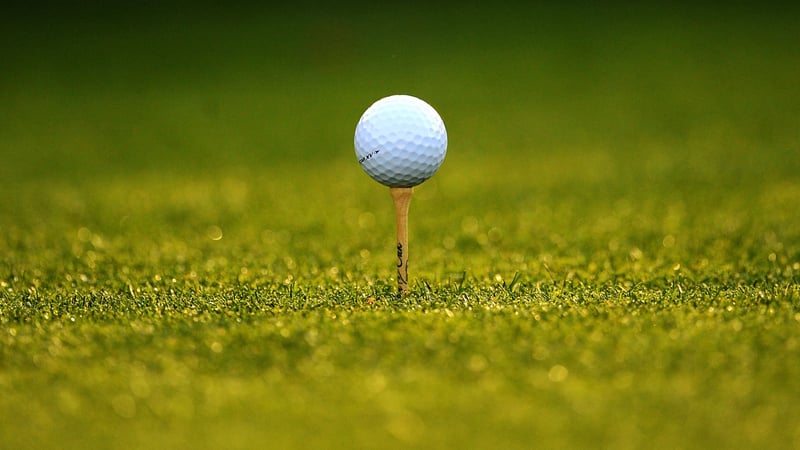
[391,187,413,294]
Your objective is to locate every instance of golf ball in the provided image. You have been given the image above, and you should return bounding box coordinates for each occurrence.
[354,95,447,187]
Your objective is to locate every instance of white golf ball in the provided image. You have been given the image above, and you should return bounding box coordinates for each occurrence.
[354,95,447,188]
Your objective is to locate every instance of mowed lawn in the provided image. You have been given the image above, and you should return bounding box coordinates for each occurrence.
[1,4,799,449]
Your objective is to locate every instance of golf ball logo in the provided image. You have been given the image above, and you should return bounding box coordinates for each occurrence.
[358,148,381,164]
[354,95,447,188]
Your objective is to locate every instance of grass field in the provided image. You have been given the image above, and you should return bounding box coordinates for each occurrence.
[2,3,800,449]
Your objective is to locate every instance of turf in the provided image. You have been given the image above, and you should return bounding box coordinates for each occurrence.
[1,3,800,449]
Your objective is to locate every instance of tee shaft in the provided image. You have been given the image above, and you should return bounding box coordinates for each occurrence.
[390,187,413,294]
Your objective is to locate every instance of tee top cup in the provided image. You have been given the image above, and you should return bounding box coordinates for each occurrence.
[354,95,448,294]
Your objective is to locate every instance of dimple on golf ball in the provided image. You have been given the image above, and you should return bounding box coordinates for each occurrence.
[354,95,447,188]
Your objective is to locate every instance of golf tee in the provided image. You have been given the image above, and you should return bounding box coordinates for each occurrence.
[390,187,413,294]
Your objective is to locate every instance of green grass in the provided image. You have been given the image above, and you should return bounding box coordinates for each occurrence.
[2,3,800,449]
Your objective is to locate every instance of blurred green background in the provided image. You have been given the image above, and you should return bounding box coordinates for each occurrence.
[3,1,799,280]
[3,1,798,274]
[2,2,800,449]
